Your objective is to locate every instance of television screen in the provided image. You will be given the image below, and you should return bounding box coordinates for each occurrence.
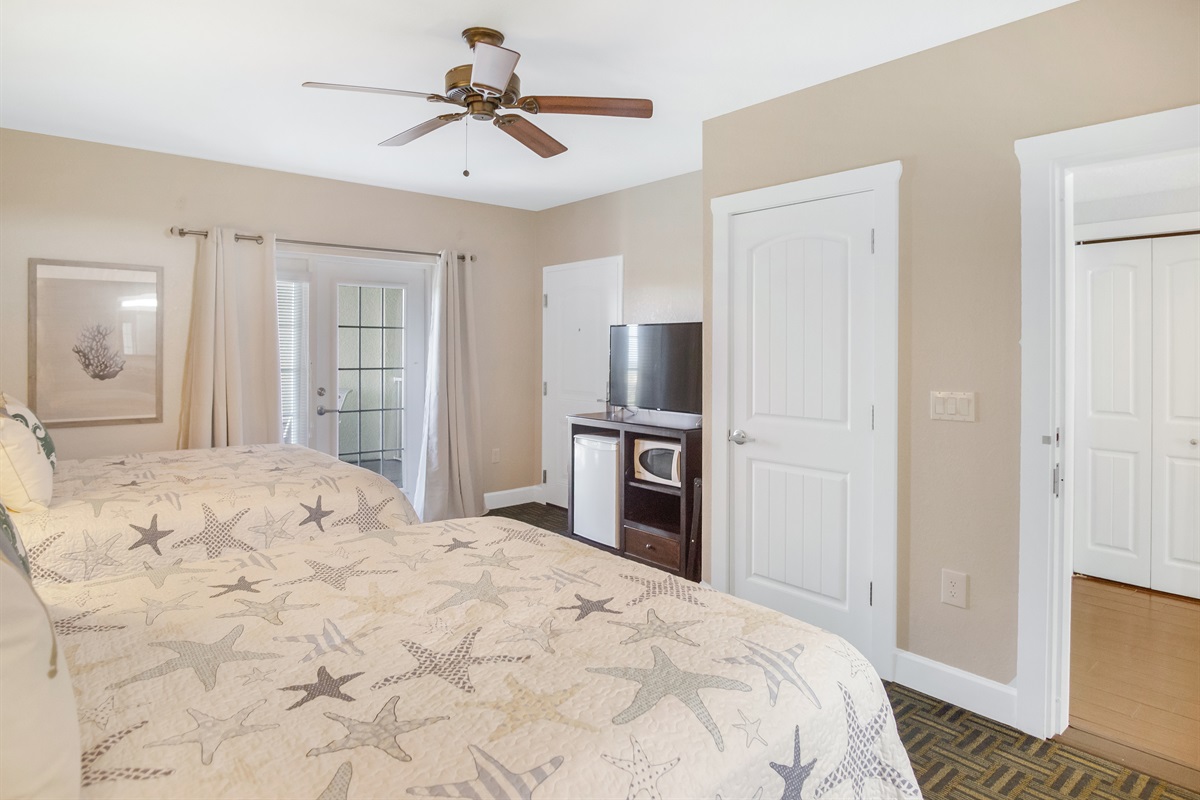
[609,322,702,414]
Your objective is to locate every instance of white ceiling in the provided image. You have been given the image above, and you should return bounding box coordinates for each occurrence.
[1,0,1076,211]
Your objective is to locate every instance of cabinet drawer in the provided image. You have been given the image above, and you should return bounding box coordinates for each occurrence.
[623,526,680,571]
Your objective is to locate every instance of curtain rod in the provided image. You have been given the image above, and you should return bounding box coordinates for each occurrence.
[169,227,473,261]
[1076,228,1199,246]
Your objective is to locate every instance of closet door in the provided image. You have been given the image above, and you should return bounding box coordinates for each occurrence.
[1150,234,1200,599]
[1073,239,1153,588]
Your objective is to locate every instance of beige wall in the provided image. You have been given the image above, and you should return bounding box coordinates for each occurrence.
[534,171,703,323]
[702,0,1200,682]
[0,130,540,494]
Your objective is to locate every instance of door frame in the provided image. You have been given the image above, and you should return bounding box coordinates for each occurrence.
[540,256,624,508]
[1014,104,1199,738]
[710,160,902,677]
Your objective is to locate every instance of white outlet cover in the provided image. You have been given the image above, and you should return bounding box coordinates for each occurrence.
[941,568,969,609]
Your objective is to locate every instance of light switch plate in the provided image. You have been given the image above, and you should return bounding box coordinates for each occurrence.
[931,391,977,422]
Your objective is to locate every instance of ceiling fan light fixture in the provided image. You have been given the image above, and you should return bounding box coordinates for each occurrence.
[469,42,520,97]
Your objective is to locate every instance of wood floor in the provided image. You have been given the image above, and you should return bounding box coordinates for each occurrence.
[1068,575,1200,775]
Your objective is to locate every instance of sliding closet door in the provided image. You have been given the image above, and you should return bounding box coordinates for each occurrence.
[1073,239,1153,588]
[1150,234,1200,599]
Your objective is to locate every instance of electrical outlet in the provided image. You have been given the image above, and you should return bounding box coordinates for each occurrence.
[941,568,968,609]
[490,448,501,464]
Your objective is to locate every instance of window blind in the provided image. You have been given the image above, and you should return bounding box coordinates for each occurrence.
[276,278,310,447]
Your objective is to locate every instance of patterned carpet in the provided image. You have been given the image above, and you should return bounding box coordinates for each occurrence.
[486,503,1199,800]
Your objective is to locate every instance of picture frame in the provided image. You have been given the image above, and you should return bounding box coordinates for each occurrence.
[28,258,164,427]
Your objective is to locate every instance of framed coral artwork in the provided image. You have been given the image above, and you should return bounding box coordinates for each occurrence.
[28,259,163,426]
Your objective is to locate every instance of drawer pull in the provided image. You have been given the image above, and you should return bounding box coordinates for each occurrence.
[645,543,653,550]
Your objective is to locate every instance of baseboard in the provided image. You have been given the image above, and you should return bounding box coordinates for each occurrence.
[892,649,1018,728]
[484,485,545,510]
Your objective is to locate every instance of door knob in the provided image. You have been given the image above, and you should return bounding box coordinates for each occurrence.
[316,405,340,416]
[728,429,750,445]
[1191,438,1199,446]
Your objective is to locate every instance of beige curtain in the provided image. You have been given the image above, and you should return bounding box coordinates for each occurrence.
[413,250,484,521]
[178,228,282,448]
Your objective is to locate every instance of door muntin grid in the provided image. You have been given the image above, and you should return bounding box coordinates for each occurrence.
[336,285,405,486]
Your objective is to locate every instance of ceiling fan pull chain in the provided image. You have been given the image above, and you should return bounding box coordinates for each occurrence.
[463,118,470,178]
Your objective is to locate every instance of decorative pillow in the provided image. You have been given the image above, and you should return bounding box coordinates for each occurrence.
[0,503,30,577]
[0,410,54,512]
[0,554,82,799]
[1,392,57,471]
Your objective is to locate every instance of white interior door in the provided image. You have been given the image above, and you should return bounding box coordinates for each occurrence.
[310,256,428,493]
[541,257,622,508]
[1073,239,1154,587]
[727,191,876,655]
[1150,234,1200,599]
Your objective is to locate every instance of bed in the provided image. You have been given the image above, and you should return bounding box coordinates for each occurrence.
[10,444,420,585]
[26,513,922,800]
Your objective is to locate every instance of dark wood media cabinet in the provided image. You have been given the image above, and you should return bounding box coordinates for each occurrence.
[566,412,702,582]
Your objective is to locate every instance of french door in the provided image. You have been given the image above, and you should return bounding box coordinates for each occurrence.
[277,250,428,492]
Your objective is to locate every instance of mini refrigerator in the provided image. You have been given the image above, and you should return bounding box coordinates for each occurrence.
[572,433,620,547]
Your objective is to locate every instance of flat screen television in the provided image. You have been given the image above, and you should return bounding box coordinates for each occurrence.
[609,322,702,415]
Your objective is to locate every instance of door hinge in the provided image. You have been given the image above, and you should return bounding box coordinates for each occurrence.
[871,229,876,254]
[542,469,547,483]
[543,293,548,308]
[543,381,548,396]
[869,581,874,607]
[1052,464,1061,498]
[871,405,875,430]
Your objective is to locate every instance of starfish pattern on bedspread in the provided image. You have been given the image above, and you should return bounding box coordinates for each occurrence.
[80,721,175,788]
[601,736,679,800]
[428,570,531,613]
[65,532,123,579]
[438,536,477,553]
[281,665,363,710]
[108,625,280,692]
[171,504,254,559]
[588,645,751,752]
[407,745,563,800]
[559,593,620,621]
[279,557,397,592]
[372,628,529,693]
[329,487,394,532]
[719,639,820,709]
[90,558,216,590]
[53,605,127,636]
[610,608,701,646]
[26,532,71,584]
[209,575,268,597]
[247,508,296,548]
[771,725,817,800]
[122,592,199,626]
[498,618,566,654]
[306,695,447,762]
[472,674,597,742]
[317,761,354,800]
[621,572,708,607]
[813,684,919,799]
[217,591,315,625]
[299,495,335,532]
[147,700,278,766]
[127,514,174,556]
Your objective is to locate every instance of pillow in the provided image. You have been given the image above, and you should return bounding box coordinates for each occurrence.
[0,392,57,472]
[0,546,82,799]
[0,410,54,512]
[0,504,30,577]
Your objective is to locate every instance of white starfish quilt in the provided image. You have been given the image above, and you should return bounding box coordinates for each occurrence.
[12,444,419,585]
[33,515,921,799]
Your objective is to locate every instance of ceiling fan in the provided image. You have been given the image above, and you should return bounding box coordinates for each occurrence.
[304,27,653,159]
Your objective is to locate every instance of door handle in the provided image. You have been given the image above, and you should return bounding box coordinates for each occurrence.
[728,429,751,445]
[1191,438,1199,446]
[316,405,341,416]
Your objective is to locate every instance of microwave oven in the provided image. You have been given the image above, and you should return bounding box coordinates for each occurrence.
[633,439,682,487]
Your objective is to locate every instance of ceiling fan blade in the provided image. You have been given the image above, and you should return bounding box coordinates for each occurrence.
[379,113,465,147]
[303,81,447,102]
[516,96,652,118]
[493,115,567,158]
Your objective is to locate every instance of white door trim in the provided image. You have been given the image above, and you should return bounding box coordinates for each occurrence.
[711,160,902,678]
[1014,104,1200,738]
